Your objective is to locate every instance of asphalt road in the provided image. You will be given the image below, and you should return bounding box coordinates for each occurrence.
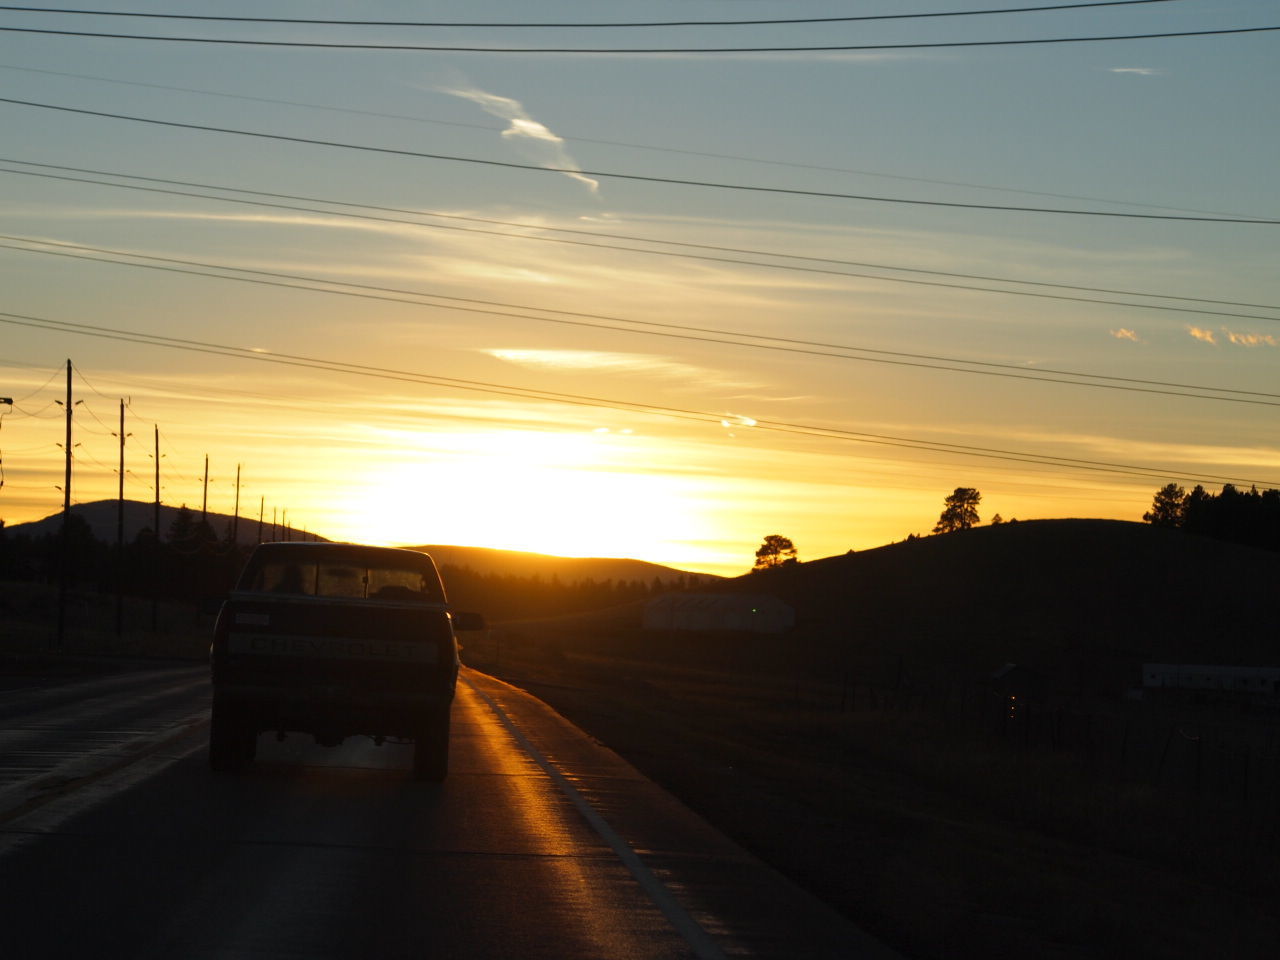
[1,664,897,959]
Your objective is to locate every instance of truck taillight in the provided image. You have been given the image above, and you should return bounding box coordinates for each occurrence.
[210,609,231,671]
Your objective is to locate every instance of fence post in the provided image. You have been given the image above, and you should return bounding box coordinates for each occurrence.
[1119,717,1131,783]
[1194,734,1203,803]
[1156,723,1175,786]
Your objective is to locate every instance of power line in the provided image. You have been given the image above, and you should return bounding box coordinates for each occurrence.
[3,310,1276,489]
[10,400,61,419]
[0,2,1187,28]
[71,399,115,436]
[2,22,1275,53]
[0,437,58,452]
[0,310,730,428]
[4,159,1275,310]
[71,359,122,402]
[2,98,1276,223]
[5,236,1278,408]
[4,360,66,403]
[0,62,1250,218]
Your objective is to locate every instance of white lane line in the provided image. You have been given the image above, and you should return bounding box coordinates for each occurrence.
[464,676,729,960]
[0,731,208,856]
[0,715,208,824]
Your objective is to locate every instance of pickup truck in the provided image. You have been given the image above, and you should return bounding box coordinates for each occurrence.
[208,541,483,780]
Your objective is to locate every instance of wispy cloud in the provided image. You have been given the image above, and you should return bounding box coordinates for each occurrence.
[486,348,758,391]
[1187,326,1279,348]
[440,85,599,195]
[1110,328,1141,343]
[1109,67,1163,77]
[1225,330,1280,348]
[489,348,706,378]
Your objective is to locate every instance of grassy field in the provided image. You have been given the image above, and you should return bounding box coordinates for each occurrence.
[463,620,1279,960]
[0,580,211,667]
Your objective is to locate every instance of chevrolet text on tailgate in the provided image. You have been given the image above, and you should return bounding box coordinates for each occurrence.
[209,542,484,780]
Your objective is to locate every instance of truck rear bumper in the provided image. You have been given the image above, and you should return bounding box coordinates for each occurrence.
[213,683,453,741]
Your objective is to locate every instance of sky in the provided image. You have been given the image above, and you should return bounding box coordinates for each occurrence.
[0,1,1277,576]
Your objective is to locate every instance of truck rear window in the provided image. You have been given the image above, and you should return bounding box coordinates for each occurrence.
[243,558,445,603]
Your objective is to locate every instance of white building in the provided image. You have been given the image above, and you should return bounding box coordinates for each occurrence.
[1142,664,1280,696]
[643,593,795,634]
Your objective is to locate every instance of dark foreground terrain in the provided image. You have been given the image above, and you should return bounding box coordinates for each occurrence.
[468,639,1278,959]
[467,521,1280,959]
[5,520,1278,958]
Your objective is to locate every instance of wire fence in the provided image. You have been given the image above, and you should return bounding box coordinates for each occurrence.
[779,667,1280,853]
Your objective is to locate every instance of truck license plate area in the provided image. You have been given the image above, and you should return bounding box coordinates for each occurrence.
[227,633,438,663]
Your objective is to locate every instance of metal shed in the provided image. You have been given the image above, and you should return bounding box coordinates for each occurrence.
[1142,664,1280,696]
[642,593,795,634]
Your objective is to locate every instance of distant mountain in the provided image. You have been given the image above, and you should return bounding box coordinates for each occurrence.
[1,505,713,586]
[403,544,717,586]
[2,499,321,547]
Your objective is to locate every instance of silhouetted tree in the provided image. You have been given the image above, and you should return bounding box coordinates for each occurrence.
[1142,482,1186,527]
[193,518,217,548]
[1140,481,1280,552]
[47,512,104,588]
[933,488,981,533]
[753,534,797,570]
[167,505,195,545]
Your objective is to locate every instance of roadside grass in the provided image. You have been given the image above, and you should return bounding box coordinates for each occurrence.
[0,580,211,667]
[466,623,1279,960]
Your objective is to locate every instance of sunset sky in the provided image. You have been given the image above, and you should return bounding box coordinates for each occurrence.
[1,1,1277,576]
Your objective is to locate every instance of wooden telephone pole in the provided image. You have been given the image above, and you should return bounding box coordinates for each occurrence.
[201,454,209,527]
[0,396,11,488]
[151,423,159,633]
[115,398,127,637]
[55,360,72,649]
[232,464,242,547]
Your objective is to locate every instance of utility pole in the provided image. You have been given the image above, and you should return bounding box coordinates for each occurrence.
[0,397,10,491]
[257,496,264,544]
[152,425,160,541]
[232,463,241,547]
[115,398,127,637]
[271,506,277,542]
[200,454,209,527]
[152,423,160,633]
[56,360,72,649]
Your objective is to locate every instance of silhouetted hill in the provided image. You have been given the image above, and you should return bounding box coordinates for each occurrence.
[2,500,296,547]
[734,519,1280,692]
[404,543,716,586]
[515,520,1280,696]
[2,506,709,589]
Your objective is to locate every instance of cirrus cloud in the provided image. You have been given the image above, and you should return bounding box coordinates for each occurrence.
[1187,326,1280,348]
[1225,330,1280,348]
[486,348,753,386]
[440,85,600,195]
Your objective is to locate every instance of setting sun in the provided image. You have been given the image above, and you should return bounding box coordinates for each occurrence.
[348,427,710,561]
